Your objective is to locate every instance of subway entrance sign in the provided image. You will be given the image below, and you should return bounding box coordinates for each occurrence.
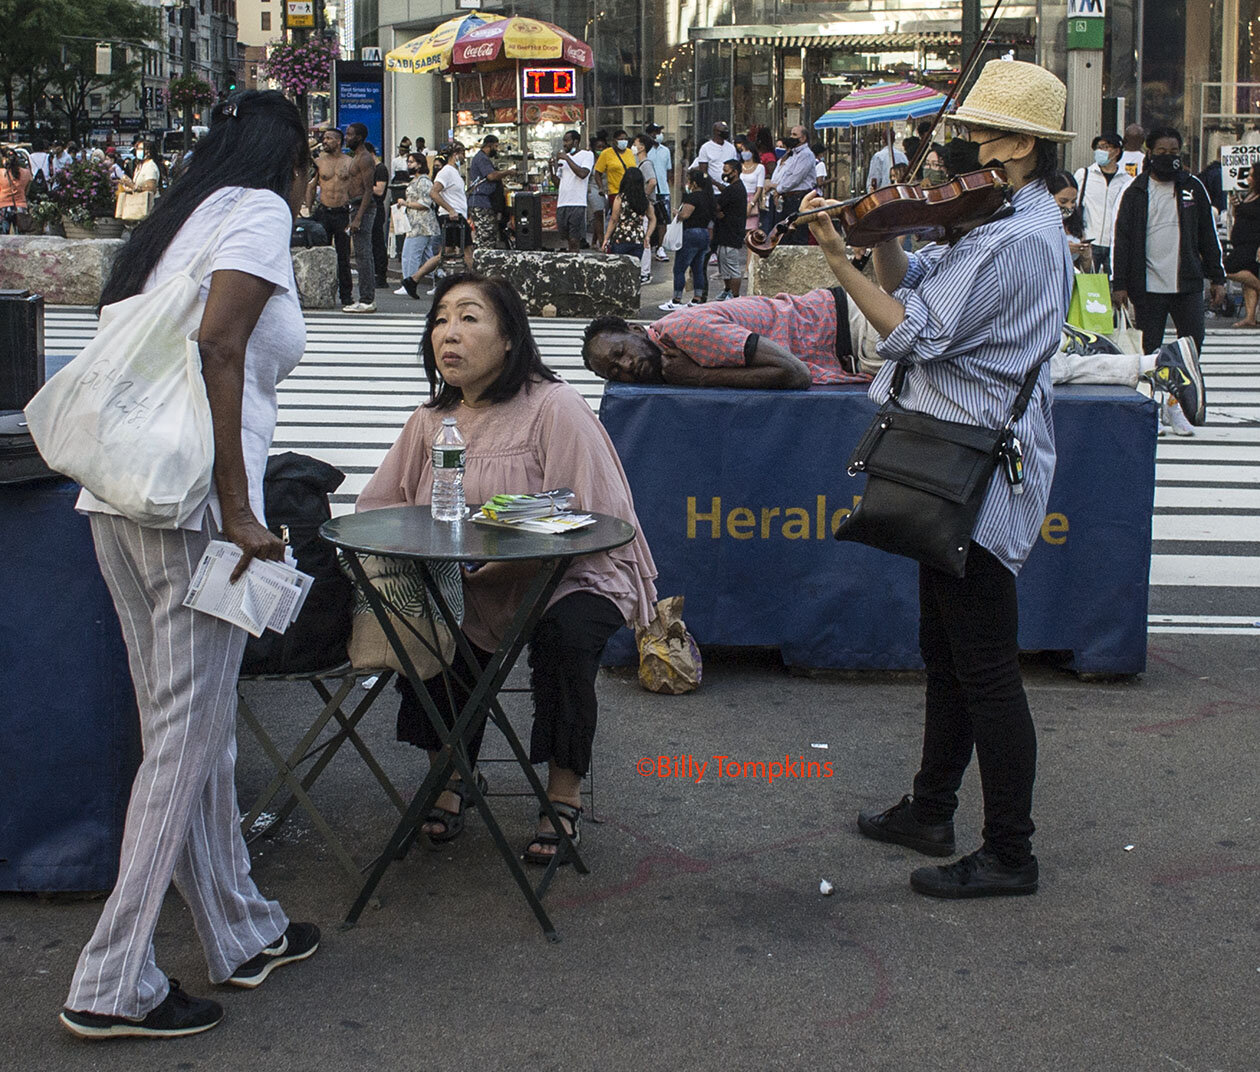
[1067,0,1105,50]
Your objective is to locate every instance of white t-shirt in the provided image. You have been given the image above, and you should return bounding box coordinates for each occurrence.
[77,187,305,530]
[692,139,738,184]
[815,158,827,180]
[1146,180,1181,293]
[557,149,594,208]
[433,163,467,218]
[738,163,765,199]
[1119,149,1145,179]
[136,158,160,187]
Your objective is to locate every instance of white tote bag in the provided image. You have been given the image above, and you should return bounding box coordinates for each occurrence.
[662,215,684,253]
[24,203,244,529]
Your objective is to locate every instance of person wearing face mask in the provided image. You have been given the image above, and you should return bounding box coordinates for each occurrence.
[594,130,637,215]
[1049,171,1093,271]
[763,124,816,244]
[645,123,673,260]
[467,134,511,251]
[1112,126,1223,432]
[691,121,738,185]
[737,139,766,238]
[1071,133,1130,277]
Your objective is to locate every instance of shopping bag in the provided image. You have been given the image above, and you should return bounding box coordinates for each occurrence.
[115,189,153,221]
[346,555,461,678]
[635,595,702,694]
[390,203,410,237]
[24,202,246,528]
[662,216,683,253]
[1066,272,1114,334]
[1110,305,1144,355]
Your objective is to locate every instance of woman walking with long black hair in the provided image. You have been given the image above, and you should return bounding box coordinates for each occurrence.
[60,90,319,1041]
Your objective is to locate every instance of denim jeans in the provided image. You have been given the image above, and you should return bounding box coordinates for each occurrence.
[609,241,644,258]
[401,233,439,278]
[673,226,710,299]
[911,542,1037,867]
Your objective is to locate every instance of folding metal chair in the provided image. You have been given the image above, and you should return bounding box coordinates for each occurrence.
[237,664,407,886]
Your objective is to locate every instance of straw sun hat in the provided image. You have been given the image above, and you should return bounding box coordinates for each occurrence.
[952,59,1076,144]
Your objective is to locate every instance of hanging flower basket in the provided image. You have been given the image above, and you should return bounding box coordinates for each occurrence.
[168,75,217,112]
[262,37,339,97]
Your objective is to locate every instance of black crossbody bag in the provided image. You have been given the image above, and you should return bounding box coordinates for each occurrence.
[834,356,1049,578]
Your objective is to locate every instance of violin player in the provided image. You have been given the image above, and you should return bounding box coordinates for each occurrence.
[804,61,1081,899]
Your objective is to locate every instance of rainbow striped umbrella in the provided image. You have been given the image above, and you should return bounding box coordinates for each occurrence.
[814,81,950,129]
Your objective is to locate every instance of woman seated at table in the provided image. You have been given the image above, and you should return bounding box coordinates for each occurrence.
[357,273,658,863]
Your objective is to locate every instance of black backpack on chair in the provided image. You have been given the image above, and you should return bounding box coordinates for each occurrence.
[240,452,354,675]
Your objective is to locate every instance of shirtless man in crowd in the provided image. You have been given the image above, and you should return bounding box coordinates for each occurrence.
[306,125,377,312]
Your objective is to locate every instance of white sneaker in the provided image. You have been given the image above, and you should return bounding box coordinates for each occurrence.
[658,300,687,311]
[640,271,652,284]
[393,286,409,296]
[342,302,362,312]
[654,249,668,262]
[1164,398,1194,436]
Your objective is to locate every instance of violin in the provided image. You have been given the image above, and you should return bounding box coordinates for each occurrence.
[746,169,1013,257]
[748,0,1012,258]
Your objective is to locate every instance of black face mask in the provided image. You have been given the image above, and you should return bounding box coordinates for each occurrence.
[946,138,982,175]
[781,136,798,150]
[1148,153,1182,180]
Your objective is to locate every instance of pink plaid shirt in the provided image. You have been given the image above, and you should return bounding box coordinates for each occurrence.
[646,289,869,385]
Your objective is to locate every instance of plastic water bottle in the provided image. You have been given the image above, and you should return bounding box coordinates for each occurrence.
[431,417,466,521]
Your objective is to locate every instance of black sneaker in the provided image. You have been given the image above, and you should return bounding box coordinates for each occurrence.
[401,276,419,299]
[225,922,320,989]
[857,794,955,856]
[1143,337,1205,425]
[910,848,1039,899]
[60,980,223,1039]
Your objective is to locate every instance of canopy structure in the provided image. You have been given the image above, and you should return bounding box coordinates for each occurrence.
[450,16,594,70]
[385,13,505,74]
[814,81,950,129]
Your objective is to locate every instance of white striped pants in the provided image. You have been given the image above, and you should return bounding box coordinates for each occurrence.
[65,514,288,1018]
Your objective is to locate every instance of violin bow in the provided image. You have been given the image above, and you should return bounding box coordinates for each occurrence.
[906,0,1007,182]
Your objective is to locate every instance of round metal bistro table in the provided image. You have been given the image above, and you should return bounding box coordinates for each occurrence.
[321,506,636,939]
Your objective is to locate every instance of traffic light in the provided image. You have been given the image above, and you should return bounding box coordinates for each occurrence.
[226,76,237,92]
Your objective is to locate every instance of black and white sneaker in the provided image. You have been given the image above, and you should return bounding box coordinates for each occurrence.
[225,922,320,989]
[60,980,223,1039]
[1143,337,1205,425]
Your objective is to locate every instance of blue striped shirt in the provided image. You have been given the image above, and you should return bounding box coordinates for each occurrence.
[871,181,1075,574]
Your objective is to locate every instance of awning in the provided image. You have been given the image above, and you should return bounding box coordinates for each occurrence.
[686,25,1033,48]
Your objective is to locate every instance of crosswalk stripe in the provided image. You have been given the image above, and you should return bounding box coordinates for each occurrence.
[43,308,1260,641]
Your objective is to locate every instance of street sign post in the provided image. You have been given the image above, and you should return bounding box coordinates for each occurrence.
[286,0,315,29]
[1067,0,1105,50]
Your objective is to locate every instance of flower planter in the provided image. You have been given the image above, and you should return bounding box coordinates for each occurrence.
[93,217,125,238]
[62,221,96,240]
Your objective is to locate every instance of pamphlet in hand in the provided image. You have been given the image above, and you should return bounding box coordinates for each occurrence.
[183,540,313,637]
[472,488,595,534]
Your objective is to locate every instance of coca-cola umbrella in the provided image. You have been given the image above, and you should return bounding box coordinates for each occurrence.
[449,16,594,70]
[384,13,506,75]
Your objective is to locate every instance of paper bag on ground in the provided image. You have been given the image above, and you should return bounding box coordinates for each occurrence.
[635,595,702,694]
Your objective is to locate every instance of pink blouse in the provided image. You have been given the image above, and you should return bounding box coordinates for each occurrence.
[357,378,658,652]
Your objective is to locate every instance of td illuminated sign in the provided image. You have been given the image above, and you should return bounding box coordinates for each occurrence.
[522,67,576,99]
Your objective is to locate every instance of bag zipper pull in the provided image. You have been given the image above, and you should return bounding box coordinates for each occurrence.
[1001,435,1025,495]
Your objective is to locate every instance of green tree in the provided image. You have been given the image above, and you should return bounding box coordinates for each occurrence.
[35,0,157,141]
[0,0,63,134]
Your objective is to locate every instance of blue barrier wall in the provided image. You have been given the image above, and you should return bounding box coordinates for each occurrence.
[600,383,1157,674]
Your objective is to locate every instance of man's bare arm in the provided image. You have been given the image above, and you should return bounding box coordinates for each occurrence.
[660,340,810,390]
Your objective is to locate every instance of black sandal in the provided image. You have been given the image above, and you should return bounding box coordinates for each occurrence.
[522,801,582,866]
[422,770,487,845]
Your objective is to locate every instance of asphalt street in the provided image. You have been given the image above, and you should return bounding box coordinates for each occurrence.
[5,637,1258,1070]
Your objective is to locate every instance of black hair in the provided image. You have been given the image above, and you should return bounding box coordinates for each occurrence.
[407,151,428,176]
[347,122,367,139]
[421,273,560,410]
[1048,170,1085,239]
[481,134,498,146]
[633,133,652,154]
[415,136,426,148]
[581,315,630,371]
[619,166,649,216]
[686,166,715,212]
[99,91,306,309]
[323,127,344,143]
[613,129,629,139]
[811,141,825,155]
[917,119,935,137]
[564,129,580,142]
[754,127,773,155]
[1146,126,1183,151]
[364,142,376,155]
[1096,132,1123,150]
[1028,138,1060,184]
